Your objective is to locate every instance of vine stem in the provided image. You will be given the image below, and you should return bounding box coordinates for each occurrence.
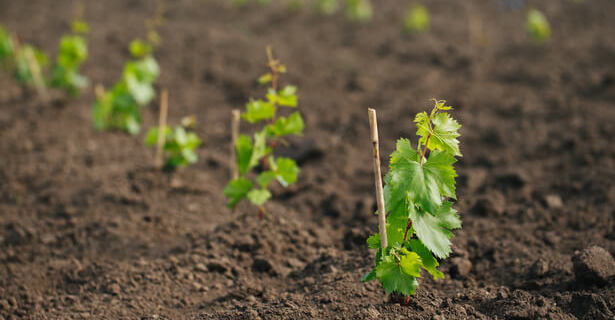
[418,132,431,165]
[94,83,105,100]
[261,46,280,172]
[402,219,413,243]
[230,109,240,180]
[368,108,388,250]
[155,89,169,169]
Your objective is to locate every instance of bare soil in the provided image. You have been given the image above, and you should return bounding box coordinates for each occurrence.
[1,0,615,319]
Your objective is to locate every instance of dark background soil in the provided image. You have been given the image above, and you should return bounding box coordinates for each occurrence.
[1,0,615,319]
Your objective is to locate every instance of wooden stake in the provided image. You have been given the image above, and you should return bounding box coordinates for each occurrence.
[155,89,169,169]
[24,46,48,102]
[368,108,388,250]
[94,83,105,100]
[230,109,241,180]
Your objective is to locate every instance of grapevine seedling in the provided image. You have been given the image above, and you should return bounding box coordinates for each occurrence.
[526,8,550,42]
[403,4,430,34]
[344,0,373,23]
[224,47,304,216]
[314,0,339,16]
[363,100,462,299]
[13,39,48,88]
[288,0,305,12]
[0,26,15,69]
[92,11,162,135]
[257,0,273,6]
[0,25,48,95]
[145,114,202,170]
[50,18,90,95]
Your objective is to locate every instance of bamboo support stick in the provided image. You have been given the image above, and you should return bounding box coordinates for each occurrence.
[155,89,169,169]
[94,83,105,100]
[230,109,241,180]
[368,108,388,250]
[24,46,48,102]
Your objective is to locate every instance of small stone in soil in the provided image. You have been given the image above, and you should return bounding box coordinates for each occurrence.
[252,256,276,274]
[530,258,550,277]
[572,246,615,286]
[472,192,506,216]
[450,257,472,278]
[543,194,563,209]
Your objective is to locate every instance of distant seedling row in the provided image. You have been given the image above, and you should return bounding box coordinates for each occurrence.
[231,0,556,41]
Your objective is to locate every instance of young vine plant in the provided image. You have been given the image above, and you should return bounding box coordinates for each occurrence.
[363,100,462,298]
[145,116,202,169]
[403,4,430,34]
[224,47,304,215]
[0,26,15,70]
[92,36,160,135]
[526,8,551,42]
[0,26,48,86]
[50,19,90,95]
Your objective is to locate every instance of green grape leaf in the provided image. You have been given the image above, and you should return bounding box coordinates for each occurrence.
[181,148,198,164]
[416,112,461,157]
[374,254,419,296]
[71,20,90,34]
[125,76,154,106]
[423,149,458,199]
[249,130,270,169]
[242,100,275,123]
[272,157,299,187]
[267,111,304,136]
[236,134,253,176]
[129,39,152,58]
[400,249,423,277]
[144,126,170,146]
[403,4,430,33]
[247,188,272,206]
[256,171,276,188]
[527,9,551,42]
[0,26,15,61]
[183,132,202,149]
[409,239,444,280]
[384,139,438,215]
[409,202,461,259]
[224,178,253,208]
[277,85,298,107]
[367,233,381,249]
[258,73,272,84]
[125,116,141,135]
[134,56,160,82]
[361,269,377,282]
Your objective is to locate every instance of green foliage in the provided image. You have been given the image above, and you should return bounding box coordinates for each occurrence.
[287,0,305,12]
[257,0,273,6]
[50,20,89,95]
[232,0,249,8]
[92,39,160,135]
[0,26,15,68]
[0,26,49,87]
[224,48,304,210]
[344,0,373,23]
[314,0,339,15]
[526,8,551,42]
[145,117,202,169]
[363,100,462,297]
[14,45,48,85]
[403,4,430,34]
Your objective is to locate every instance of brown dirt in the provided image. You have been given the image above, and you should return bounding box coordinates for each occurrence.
[1,0,615,319]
